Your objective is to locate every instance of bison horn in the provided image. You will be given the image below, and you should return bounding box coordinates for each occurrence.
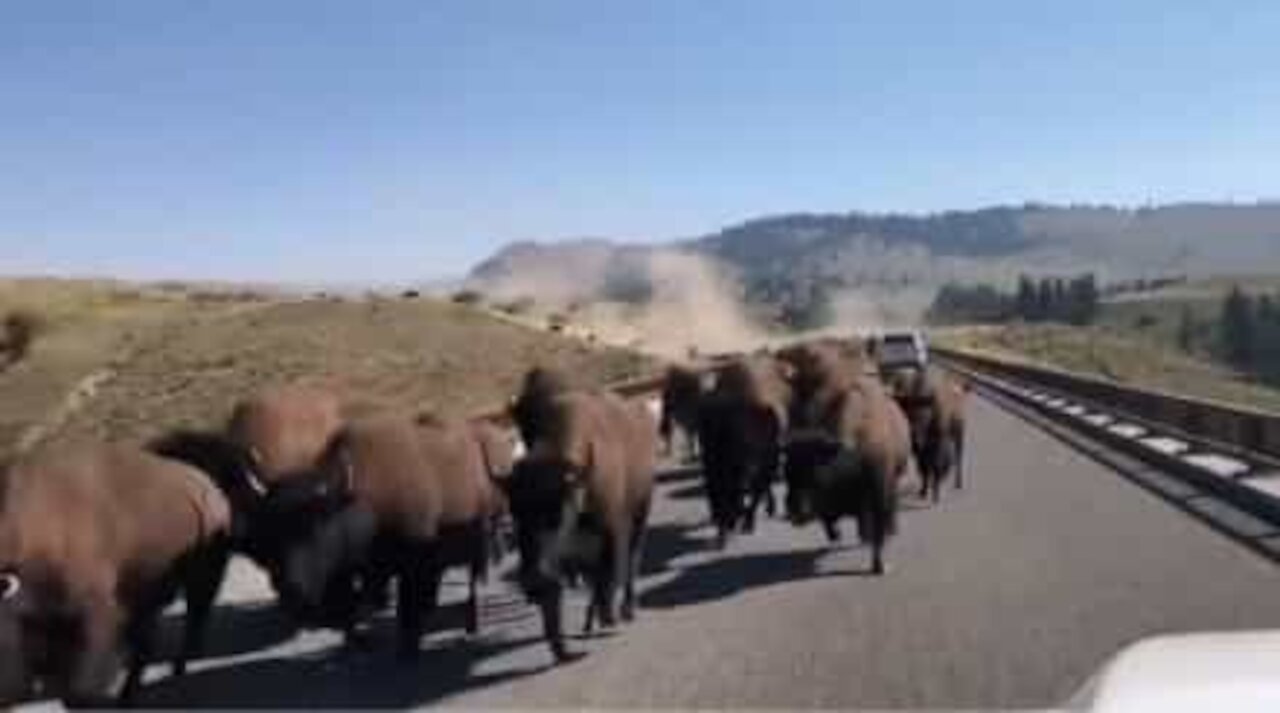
[0,572,19,601]
[339,447,355,494]
[244,446,269,496]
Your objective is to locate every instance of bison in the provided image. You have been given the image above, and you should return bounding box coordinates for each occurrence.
[0,444,232,707]
[260,412,510,656]
[150,384,346,576]
[504,389,656,663]
[226,384,345,489]
[696,356,790,545]
[784,376,910,575]
[890,367,969,503]
[776,341,864,432]
[659,364,706,460]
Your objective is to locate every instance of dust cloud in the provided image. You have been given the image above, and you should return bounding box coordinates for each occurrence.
[471,248,772,359]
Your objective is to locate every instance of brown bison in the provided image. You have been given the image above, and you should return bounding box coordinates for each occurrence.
[784,376,910,575]
[776,341,864,431]
[696,356,791,545]
[504,389,656,663]
[150,385,346,573]
[227,384,345,489]
[0,444,232,707]
[261,411,509,656]
[890,367,969,502]
[659,364,706,460]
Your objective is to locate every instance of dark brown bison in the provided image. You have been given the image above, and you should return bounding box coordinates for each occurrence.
[0,444,232,707]
[261,411,509,656]
[890,368,969,502]
[509,366,575,447]
[659,364,706,460]
[696,356,791,545]
[784,376,910,575]
[504,389,656,663]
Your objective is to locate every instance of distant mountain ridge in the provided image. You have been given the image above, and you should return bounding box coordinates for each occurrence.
[465,202,1280,327]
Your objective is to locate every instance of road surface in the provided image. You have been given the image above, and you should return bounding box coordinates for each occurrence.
[119,392,1280,709]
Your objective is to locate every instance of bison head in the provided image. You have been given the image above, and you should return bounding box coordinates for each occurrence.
[783,435,849,525]
[0,566,114,706]
[0,572,29,704]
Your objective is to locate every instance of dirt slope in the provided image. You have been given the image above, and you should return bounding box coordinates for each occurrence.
[0,281,651,456]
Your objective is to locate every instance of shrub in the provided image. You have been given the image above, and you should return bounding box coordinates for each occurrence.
[451,290,484,306]
[1,310,46,363]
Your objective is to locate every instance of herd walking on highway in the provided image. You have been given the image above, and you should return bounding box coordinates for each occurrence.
[0,334,971,708]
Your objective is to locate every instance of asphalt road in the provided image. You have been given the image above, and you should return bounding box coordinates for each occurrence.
[90,393,1280,708]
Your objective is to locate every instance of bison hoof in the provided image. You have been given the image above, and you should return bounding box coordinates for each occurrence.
[620,603,635,623]
[823,523,842,544]
[552,644,584,664]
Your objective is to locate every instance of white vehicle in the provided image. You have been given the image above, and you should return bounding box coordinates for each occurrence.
[876,329,929,372]
[1067,629,1280,712]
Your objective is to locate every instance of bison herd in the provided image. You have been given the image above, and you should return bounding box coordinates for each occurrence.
[0,339,968,707]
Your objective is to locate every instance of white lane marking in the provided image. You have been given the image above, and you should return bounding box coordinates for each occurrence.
[1140,436,1191,456]
[1241,475,1280,499]
[1084,413,1115,427]
[1184,453,1251,479]
[1109,423,1148,439]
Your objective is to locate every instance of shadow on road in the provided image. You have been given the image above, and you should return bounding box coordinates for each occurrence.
[655,465,702,484]
[639,547,870,610]
[159,602,299,662]
[137,634,552,709]
[641,522,716,575]
[664,482,706,501]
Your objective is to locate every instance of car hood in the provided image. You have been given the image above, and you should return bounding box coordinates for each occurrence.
[1067,629,1280,712]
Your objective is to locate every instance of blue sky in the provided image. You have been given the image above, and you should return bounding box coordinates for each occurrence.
[2,1,1278,283]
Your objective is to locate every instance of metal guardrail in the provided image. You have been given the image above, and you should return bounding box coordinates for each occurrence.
[933,345,1280,536]
[932,345,1280,467]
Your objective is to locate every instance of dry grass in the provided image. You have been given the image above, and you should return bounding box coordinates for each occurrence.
[0,279,652,459]
[935,323,1280,413]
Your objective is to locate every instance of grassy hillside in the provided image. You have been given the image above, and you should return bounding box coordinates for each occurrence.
[0,279,652,459]
[935,323,1280,413]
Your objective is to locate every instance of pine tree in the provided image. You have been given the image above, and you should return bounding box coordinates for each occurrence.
[1221,285,1256,368]
[1177,305,1195,353]
[1016,275,1036,321]
[1036,279,1054,322]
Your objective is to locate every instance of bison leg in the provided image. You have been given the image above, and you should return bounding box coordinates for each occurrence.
[394,545,441,661]
[174,538,231,677]
[65,597,123,708]
[621,504,650,624]
[954,433,965,490]
[118,611,161,706]
[536,587,579,663]
[467,523,487,636]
